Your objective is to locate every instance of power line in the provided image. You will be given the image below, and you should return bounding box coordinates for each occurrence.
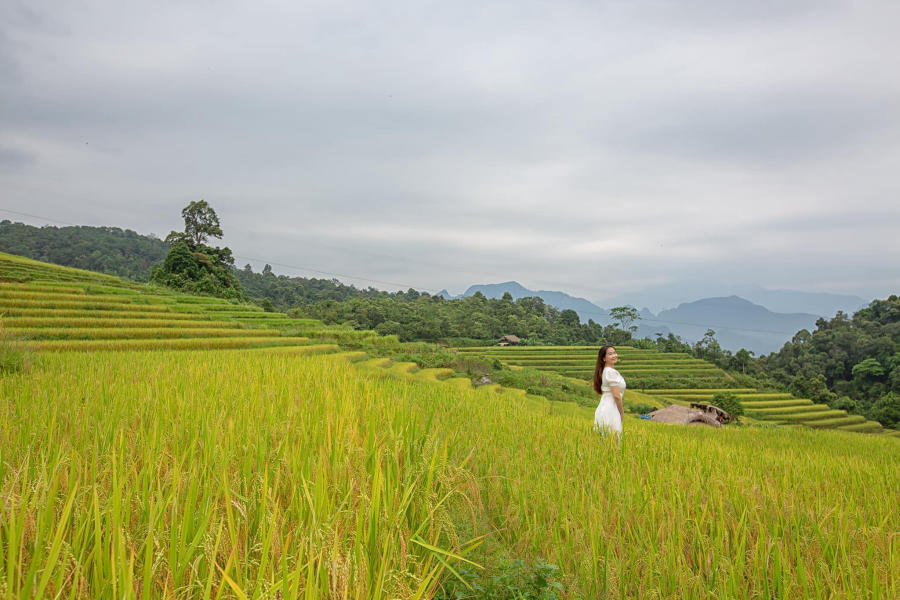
[233,255,441,294]
[0,207,440,293]
[0,208,79,227]
[0,206,814,337]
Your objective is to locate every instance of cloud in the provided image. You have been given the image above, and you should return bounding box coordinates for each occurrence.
[0,145,34,170]
[0,0,898,302]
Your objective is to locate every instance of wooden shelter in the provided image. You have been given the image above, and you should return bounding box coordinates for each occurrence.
[498,334,521,346]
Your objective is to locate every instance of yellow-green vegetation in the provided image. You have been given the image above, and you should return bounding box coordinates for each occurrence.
[1,253,898,597]
[2,349,898,598]
[0,252,377,352]
[460,346,893,435]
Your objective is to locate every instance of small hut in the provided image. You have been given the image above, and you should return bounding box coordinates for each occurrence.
[689,402,733,424]
[498,334,521,346]
[647,405,721,427]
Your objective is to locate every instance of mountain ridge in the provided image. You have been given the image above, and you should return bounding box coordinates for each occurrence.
[451,282,829,354]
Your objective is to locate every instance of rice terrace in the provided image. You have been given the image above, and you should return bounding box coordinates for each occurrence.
[1,251,898,599]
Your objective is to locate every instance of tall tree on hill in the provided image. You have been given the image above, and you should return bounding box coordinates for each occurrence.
[152,201,246,300]
[165,200,224,247]
[609,305,640,334]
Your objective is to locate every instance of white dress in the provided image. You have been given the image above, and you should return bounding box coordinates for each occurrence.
[594,366,625,435]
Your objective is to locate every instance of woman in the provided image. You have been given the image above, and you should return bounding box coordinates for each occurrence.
[593,345,625,435]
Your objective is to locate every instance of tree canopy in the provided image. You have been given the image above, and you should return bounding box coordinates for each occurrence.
[0,220,168,281]
[151,202,245,300]
[756,296,900,427]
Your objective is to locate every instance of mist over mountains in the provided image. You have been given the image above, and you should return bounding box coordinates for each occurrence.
[442,281,854,355]
[598,280,865,316]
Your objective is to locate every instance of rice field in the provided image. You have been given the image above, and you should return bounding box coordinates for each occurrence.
[1,348,898,599]
[457,346,898,436]
[0,252,375,352]
[2,252,899,597]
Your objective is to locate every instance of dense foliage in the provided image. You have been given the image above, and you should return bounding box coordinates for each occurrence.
[0,220,167,281]
[150,202,246,300]
[235,263,385,305]
[754,296,900,427]
[710,392,745,419]
[296,291,633,346]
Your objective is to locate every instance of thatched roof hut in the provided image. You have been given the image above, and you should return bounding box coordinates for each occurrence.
[498,334,521,345]
[648,405,721,427]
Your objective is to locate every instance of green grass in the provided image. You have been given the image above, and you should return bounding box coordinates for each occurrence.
[2,349,897,598]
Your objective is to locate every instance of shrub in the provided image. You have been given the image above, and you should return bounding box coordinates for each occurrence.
[0,341,30,375]
[831,395,857,412]
[626,402,655,415]
[630,338,656,350]
[437,558,564,600]
[869,392,900,429]
[710,392,744,419]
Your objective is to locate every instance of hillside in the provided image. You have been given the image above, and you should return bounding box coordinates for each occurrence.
[0,251,379,352]
[457,345,896,436]
[0,254,898,598]
[0,220,169,281]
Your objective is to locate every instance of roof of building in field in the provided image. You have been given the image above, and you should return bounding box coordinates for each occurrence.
[499,334,521,343]
[690,402,733,423]
[648,404,721,427]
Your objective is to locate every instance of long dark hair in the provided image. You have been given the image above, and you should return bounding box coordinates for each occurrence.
[593,345,614,394]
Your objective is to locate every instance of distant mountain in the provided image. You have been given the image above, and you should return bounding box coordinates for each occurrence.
[462,281,609,322]
[653,296,820,355]
[458,283,824,354]
[599,280,865,317]
[457,281,667,339]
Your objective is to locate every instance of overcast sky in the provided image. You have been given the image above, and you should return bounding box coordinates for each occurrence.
[2,0,899,303]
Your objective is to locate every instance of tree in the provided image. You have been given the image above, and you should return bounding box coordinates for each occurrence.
[733,348,754,374]
[852,358,885,380]
[559,309,580,328]
[609,306,640,334]
[870,392,900,429]
[152,201,245,300]
[165,200,223,248]
[710,392,744,420]
[693,329,725,363]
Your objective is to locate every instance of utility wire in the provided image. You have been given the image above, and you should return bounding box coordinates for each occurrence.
[232,254,442,294]
[0,207,440,293]
[0,206,819,336]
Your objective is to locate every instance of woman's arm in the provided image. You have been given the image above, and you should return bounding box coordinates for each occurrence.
[610,385,624,420]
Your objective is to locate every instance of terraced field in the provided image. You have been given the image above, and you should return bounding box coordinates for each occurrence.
[4,344,898,598]
[458,345,899,438]
[2,254,898,597]
[0,252,381,351]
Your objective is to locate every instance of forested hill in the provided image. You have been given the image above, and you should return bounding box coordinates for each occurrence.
[755,295,900,428]
[0,220,168,281]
